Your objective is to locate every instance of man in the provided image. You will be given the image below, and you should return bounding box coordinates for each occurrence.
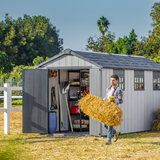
[103,74,124,145]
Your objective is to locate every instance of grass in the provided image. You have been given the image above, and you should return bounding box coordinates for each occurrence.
[0,100,22,106]
[12,99,23,105]
[0,105,160,159]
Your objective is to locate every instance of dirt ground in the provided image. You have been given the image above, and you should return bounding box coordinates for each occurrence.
[0,105,160,159]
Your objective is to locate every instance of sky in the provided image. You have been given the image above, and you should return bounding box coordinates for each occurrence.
[0,0,158,51]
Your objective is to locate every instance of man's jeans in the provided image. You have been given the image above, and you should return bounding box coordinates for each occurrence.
[103,123,116,139]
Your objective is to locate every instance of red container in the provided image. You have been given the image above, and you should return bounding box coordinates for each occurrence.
[71,105,80,114]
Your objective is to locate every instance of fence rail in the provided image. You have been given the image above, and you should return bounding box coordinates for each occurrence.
[0,83,22,135]
[0,96,22,99]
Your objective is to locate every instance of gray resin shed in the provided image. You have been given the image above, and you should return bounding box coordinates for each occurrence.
[23,48,160,136]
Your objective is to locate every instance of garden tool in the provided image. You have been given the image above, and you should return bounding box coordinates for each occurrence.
[50,86,58,111]
[62,81,73,132]
[62,81,70,94]
[58,84,63,127]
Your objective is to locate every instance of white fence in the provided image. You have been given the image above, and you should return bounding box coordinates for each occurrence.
[0,83,22,135]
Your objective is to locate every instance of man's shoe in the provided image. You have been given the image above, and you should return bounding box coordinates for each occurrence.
[105,139,111,145]
[113,132,118,142]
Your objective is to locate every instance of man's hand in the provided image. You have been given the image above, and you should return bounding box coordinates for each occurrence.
[109,96,115,102]
[114,98,119,105]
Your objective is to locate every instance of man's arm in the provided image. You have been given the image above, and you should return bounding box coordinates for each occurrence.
[103,88,109,100]
[115,89,124,104]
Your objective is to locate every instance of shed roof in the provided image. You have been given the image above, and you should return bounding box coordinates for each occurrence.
[35,49,160,71]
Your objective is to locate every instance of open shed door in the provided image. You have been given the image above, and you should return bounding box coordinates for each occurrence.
[23,69,49,133]
[89,68,102,136]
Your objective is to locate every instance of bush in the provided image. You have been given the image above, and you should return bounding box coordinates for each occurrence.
[12,99,22,105]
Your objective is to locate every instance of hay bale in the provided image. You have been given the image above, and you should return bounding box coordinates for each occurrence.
[78,94,123,127]
[157,122,160,131]
[157,108,160,121]
[151,120,158,131]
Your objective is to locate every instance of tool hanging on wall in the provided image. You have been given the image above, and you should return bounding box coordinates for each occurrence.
[49,70,57,78]
[50,86,58,110]
[62,81,73,132]
[58,84,63,126]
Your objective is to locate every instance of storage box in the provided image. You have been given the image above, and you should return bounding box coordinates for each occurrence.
[71,81,80,85]
[81,78,89,86]
[74,119,89,125]
[71,105,80,114]
[73,124,88,128]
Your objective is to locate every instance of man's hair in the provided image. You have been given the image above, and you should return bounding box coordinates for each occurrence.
[111,74,119,81]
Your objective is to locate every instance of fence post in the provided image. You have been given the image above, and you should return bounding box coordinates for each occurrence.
[10,79,12,87]
[4,83,11,135]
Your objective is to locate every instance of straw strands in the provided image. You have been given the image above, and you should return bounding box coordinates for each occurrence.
[151,107,160,131]
[157,108,160,122]
[78,94,123,127]
[151,120,159,131]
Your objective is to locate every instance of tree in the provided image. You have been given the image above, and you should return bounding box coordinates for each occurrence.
[150,2,160,36]
[122,29,137,55]
[33,56,49,66]
[134,2,160,60]
[97,16,110,37]
[0,51,13,73]
[149,56,160,64]
[0,14,63,66]
[87,17,137,55]
[0,65,34,81]
[109,37,126,54]
[134,32,160,57]
[86,31,115,52]
[109,29,137,55]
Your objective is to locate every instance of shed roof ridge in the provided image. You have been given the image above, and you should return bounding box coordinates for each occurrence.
[72,50,145,58]
[72,50,109,55]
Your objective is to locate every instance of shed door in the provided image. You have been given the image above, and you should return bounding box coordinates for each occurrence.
[89,68,102,136]
[23,69,49,133]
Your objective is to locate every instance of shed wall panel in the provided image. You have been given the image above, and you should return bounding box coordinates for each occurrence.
[141,89,145,131]
[53,58,60,67]
[65,55,72,66]
[144,71,151,130]
[78,58,85,66]
[123,70,129,133]
[89,68,102,136]
[71,56,79,66]
[122,70,158,134]
[100,69,159,135]
[84,60,91,67]
[59,56,66,66]
[131,70,135,133]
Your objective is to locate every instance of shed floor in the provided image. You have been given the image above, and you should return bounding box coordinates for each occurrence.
[45,131,90,137]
